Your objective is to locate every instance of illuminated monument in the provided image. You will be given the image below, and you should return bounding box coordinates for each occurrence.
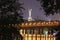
[19,21,58,40]
[18,8,59,40]
[3,9,60,40]
[28,8,34,21]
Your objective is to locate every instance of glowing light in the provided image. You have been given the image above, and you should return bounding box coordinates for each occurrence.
[56,22,59,25]
[25,23,28,26]
[51,22,53,25]
[33,22,36,25]
[29,22,32,25]
[48,21,51,24]
[22,34,56,40]
[54,21,57,23]
[46,22,49,25]
[20,21,59,27]
[37,22,41,25]
[29,34,32,36]
[42,23,44,25]
[22,23,24,26]
[19,29,23,34]
[43,28,48,34]
[43,22,46,24]
[28,37,31,40]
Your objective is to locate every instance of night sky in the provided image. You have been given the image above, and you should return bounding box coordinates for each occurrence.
[20,0,60,21]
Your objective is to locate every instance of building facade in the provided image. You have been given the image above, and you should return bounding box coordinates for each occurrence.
[19,21,60,40]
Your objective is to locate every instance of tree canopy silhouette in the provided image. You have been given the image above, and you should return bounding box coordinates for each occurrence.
[0,0,24,24]
[37,0,60,16]
[0,0,24,40]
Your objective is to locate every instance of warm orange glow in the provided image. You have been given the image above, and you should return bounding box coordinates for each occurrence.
[29,34,32,36]
[22,34,56,40]
[43,22,46,23]
[28,37,32,40]
[54,21,57,23]
[20,21,59,27]
[29,23,32,26]
[25,36,27,40]
[41,23,44,26]
[37,22,41,26]
[24,29,25,34]
[56,22,59,25]
[22,23,25,26]
[46,22,49,25]
[25,23,28,26]
[33,22,36,26]
[48,21,51,23]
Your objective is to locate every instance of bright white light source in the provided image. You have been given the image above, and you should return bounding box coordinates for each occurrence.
[45,31,48,35]
[43,28,48,35]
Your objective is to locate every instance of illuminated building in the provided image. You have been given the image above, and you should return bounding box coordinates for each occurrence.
[2,20,60,40]
[19,9,60,40]
[1,9,59,40]
[19,21,60,40]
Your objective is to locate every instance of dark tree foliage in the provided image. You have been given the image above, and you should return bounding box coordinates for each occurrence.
[0,26,23,40]
[0,0,24,40]
[37,0,60,16]
[0,0,24,24]
[37,0,60,39]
